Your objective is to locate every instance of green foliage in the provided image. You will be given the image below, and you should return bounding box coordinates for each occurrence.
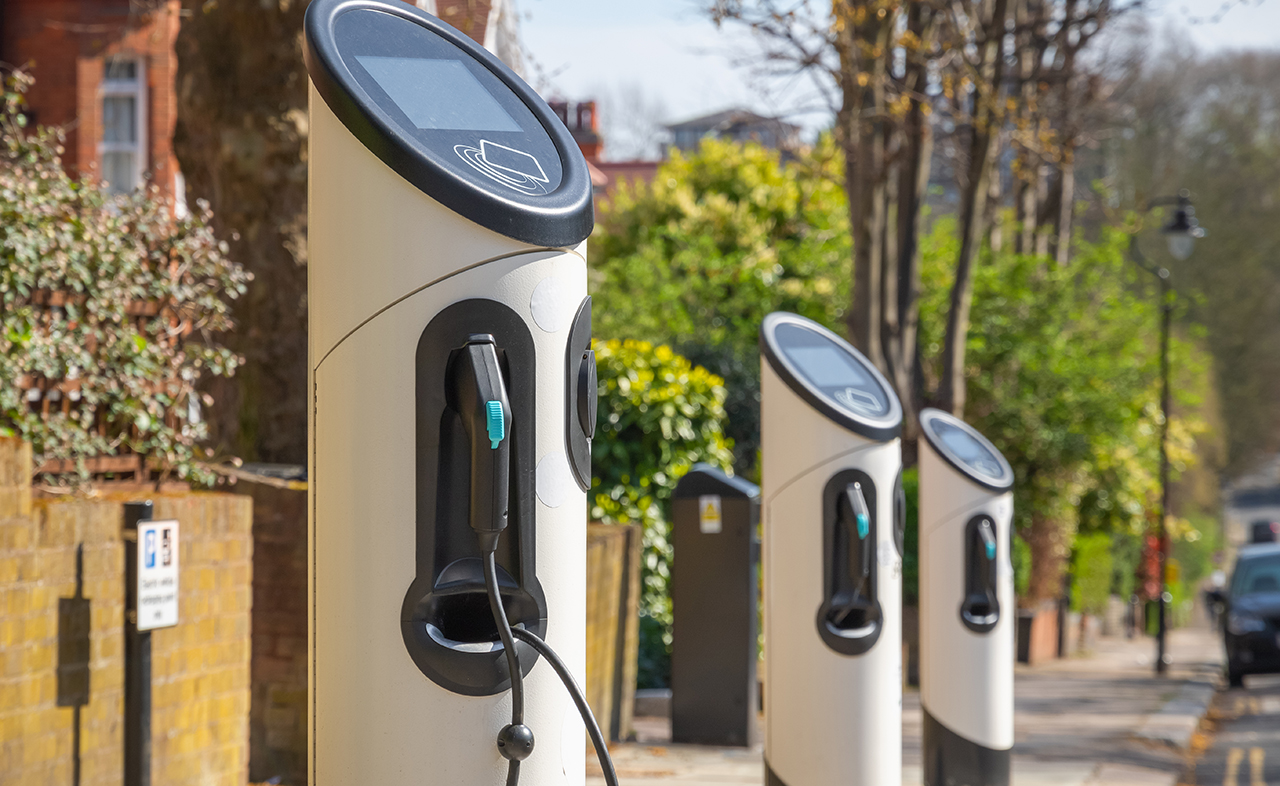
[1109,534,1142,601]
[901,467,920,606]
[918,219,1212,565]
[590,339,735,688]
[590,137,850,469]
[0,72,249,485]
[1012,535,1032,598]
[1070,534,1114,615]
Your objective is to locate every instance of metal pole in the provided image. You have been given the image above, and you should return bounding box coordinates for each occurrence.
[1155,273,1171,675]
[73,544,84,786]
[124,501,153,786]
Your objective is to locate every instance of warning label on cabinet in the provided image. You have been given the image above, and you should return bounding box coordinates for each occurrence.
[699,495,723,534]
[137,519,179,631]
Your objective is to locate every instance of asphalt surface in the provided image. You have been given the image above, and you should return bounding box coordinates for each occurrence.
[1181,674,1280,786]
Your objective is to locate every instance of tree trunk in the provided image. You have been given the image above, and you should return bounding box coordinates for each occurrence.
[1025,509,1073,604]
[938,0,1010,417]
[885,0,935,435]
[1049,148,1075,265]
[838,1,893,373]
[173,0,311,463]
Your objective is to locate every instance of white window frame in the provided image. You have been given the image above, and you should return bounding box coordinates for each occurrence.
[98,56,147,193]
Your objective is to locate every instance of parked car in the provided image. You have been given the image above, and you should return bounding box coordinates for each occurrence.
[1249,520,1279,544]
[1215,543,1280,687]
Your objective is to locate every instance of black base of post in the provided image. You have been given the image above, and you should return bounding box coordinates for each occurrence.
[922,707,1011,786]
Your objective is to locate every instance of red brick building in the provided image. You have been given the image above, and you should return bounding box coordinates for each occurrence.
[0,0,185,203]
[0,0,521,209]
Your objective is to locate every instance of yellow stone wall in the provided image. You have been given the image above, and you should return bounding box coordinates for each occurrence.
[0,438,254,785]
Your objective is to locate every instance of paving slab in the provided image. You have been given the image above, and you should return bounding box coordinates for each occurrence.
[588,624,1223,786]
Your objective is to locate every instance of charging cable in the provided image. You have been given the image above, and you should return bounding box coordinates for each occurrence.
[482,549,620,786]
[456,335,619,786]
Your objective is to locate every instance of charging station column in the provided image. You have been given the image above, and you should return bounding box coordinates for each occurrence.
[305,1,596,783]
[759,312,905,786]
[918,408,1015,786]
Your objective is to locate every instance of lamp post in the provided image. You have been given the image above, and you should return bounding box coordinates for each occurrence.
[1130,189,1204,676]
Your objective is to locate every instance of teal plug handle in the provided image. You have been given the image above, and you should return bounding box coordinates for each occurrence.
[986,540,997,560]
[487,400,505,449]
[856,514,870,541]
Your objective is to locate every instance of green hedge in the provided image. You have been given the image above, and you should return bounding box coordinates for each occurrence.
[590,339,735,688]
[1070,533,1114,615]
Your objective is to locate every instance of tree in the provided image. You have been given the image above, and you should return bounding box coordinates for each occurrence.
[172,0,509,464]
[917,219,1213,601]
[173,0,309,464]
[591,137,851,469]
[709,0,1130,424]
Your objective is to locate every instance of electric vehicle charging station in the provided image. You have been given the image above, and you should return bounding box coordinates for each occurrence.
[918,408,1015,786]
[759,312,905,786]
[305,1,610,784]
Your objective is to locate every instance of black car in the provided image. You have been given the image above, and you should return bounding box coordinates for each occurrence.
[1219,543,1280,687]
[1249,520,1279,544]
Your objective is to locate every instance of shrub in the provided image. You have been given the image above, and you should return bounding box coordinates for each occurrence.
[0,72,249,486]
[591,339,735,688]
[591,137,850,471]
[1070,533,1114,616]
[902,467,919,606]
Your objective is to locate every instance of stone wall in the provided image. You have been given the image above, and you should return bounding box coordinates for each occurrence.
[0,438,253,785]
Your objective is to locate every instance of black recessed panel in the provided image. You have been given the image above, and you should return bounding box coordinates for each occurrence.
[919,408,1014,492]
[760,313,901,441]
[305,0,593,247]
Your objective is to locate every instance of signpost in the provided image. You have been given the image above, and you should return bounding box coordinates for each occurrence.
[124,502,179,786]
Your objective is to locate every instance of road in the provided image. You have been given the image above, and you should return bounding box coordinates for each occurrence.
[1181,675,1280,785]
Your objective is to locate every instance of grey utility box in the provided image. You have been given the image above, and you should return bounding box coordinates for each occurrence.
[671,464,761,747]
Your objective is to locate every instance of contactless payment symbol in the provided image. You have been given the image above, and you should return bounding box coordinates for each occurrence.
[455,139,549,194]
[834,387,885,416]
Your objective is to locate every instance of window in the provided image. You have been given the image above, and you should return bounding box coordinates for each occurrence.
[99,58,146,194]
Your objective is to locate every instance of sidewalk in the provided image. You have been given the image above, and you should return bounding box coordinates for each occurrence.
[587,625,1223,786]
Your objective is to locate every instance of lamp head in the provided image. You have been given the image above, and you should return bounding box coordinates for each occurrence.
[1161,191,1205,261]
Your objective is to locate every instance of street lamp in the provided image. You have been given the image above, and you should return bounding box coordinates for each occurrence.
[1161,193,1206,261]
[1131,189,1205,676]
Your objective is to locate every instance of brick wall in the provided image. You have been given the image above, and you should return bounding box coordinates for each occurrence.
[245,484,308,785]
[0,438,254,785]
[2,0,183,202]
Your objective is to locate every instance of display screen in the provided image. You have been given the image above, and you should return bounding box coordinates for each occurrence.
[354,56,522,132]
[934,420,1005,479]
[788,347,871,388]
[774,323,891,419]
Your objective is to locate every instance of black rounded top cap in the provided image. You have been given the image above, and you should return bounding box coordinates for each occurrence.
[760,312,902,441]
[919,408,1014,492]
[304,0,594,247]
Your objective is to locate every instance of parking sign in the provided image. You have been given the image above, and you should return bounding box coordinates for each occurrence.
[136,520,179,630]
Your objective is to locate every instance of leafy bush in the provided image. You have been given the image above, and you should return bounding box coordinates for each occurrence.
[0,72,249,485]
[591,138,850,471]
[901,467,919,606]
[591,339,735,688]
[1070,533,1114,615]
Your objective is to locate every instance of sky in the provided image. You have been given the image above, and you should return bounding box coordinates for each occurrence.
[518,0,1280,160]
